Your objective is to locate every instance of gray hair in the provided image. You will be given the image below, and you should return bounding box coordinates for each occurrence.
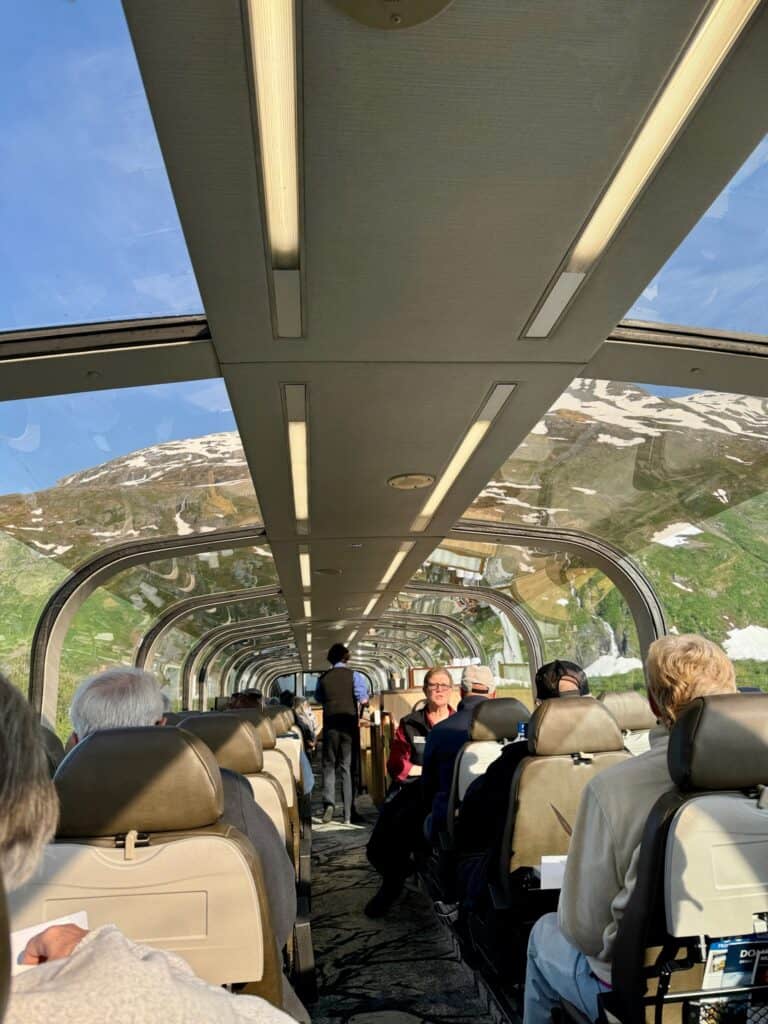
[459,664,497,695]
[70,667,164,738]
[0,674,58,890]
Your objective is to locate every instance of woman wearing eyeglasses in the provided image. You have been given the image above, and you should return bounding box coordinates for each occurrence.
[365,667,456,918]
[386,667,456,786]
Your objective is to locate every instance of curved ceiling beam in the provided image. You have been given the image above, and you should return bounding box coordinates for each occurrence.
[384,611,483,660]
[181,614,291,707]
[134,584,283,670]
[365,623,456,661]
[404,581,544,686]
[451,518,666,658]
[29,525,268,725]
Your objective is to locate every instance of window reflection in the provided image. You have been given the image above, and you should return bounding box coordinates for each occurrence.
[466,378,768,688]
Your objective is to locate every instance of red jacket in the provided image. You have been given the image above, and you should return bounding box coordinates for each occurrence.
[387,704,456,783]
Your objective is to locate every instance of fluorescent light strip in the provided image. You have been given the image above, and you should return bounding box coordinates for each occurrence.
[285,385,309,528]
[412,384,516,531]
[379,542,414,589]
[569,0,760,274]
[525,0,760,339]
[363,597,377,616]
[346,630,357,645]
[299,550,311,589]
[303,598,312,618]
[247,0,299,268]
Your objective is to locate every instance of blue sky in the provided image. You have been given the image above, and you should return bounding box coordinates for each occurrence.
[628,134,768,336]
[0,379,236,494]
[0,1,202,331]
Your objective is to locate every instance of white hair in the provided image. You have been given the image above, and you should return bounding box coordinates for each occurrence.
[70,667,164,738]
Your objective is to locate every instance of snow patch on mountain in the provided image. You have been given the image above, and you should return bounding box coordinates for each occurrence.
[650,523,703,548]
[724,625,768,661]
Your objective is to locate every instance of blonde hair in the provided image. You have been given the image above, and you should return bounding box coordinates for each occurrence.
[646,634,736,727]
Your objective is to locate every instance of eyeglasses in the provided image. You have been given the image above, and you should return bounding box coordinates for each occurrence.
[426,684,452,692]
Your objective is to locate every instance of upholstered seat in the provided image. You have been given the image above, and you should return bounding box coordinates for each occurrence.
[8,727,284,1006]
[499,697,628,894]
[446,698,532,840]
[178,714,293,859]
[599,690,657,755]
[602,693,768,1024]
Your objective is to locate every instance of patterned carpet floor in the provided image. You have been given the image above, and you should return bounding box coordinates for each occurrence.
[309,797,504,1024]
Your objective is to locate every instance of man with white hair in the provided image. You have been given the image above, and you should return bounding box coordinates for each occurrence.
[67,667,296,952]
[421,664,497,841]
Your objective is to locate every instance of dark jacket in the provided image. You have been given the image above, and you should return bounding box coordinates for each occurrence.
[421,694,488,839]
[316,666,357,729]
[387,704,456,783]
[453,738,529,858]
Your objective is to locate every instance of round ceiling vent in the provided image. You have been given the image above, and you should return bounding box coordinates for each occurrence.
[387,473,435,490]
[329,0,455,31]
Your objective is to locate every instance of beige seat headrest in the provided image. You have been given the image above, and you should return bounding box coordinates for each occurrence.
[225,709,277,749]
[669,692,768,791]
[178,714,264,775]
[469,698,531,741]
[599,690,657,732]
[55,727,224,837]
[264,707,296,732]
[528,697,624,756]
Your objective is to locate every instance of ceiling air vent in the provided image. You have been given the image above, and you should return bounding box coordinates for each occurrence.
[329,0,454,30]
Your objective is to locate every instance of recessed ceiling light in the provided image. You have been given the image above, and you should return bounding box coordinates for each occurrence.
[387,473,435,490]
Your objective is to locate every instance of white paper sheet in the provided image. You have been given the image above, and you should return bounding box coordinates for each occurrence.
[540,855,567,890]
[10,911,89,975]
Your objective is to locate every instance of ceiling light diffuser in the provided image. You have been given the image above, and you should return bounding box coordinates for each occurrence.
[285,385,309,530]
[411,384,515,531]
[525,0,761,338]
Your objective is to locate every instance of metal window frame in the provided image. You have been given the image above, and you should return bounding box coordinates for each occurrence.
[404,582,544,686]
[135,585,283,669]
[449,519,665,658]
[181,616,293,708]
[29,526,268,725]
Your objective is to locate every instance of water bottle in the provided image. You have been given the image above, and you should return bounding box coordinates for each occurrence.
[517,721,528,742]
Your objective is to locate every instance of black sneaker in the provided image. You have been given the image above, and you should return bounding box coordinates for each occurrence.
[321,805,334,823]
[364,877,404,918]
[350,809,366,825]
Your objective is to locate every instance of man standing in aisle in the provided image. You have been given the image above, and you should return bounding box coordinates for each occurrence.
[316,643,369,824]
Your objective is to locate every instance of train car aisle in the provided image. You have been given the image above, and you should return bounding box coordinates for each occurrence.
[309,796,503,1024]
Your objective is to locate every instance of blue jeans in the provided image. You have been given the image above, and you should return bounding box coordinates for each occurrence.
[524,913,604,1024]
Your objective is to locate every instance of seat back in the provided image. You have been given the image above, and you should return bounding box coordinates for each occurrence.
[39,724,65,776]
[446,698,531,839]
[608,694,768,1024]
[500,698,628,891]
[178,714,292,856]
[8,727,282,1003]
[599,690,657,756]
[380,689,429,727]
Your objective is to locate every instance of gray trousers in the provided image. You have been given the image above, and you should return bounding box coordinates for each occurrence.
[321,725,354,818]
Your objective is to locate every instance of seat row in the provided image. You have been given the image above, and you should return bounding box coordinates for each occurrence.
[414,690,768,1022]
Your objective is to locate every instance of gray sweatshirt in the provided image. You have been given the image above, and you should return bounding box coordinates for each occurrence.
[558,727,673,983]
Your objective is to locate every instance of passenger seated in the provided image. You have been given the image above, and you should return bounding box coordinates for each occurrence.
[455,661,588,907]
[364,667,456,917]
[232,690,264,710]
[523,634,738,1024]
[421,665,495,843]
[67,667,295,951]
[0,674,294,1024]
